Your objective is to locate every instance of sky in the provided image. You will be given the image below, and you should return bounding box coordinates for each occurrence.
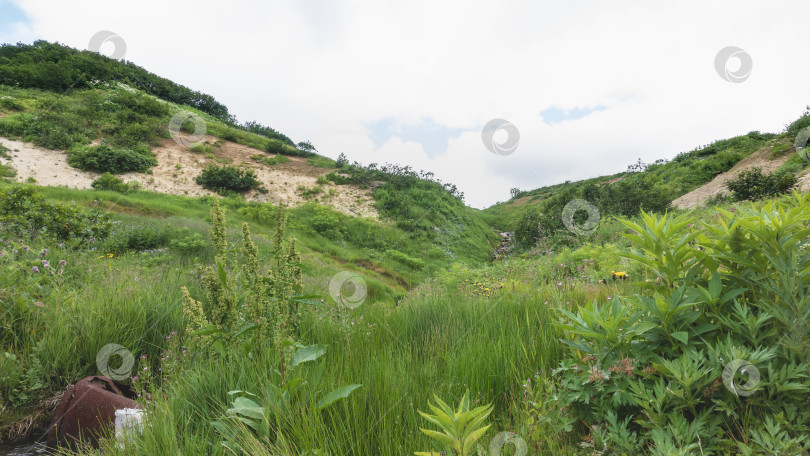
[2,0,809,209]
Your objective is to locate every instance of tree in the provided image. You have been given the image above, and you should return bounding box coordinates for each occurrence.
[297,141,317,153]
[509,187,523,199]
[336,153,348,168]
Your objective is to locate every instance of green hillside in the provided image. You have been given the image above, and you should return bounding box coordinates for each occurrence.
[1,40,809,456]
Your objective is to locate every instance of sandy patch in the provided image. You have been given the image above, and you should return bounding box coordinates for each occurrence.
[0,136,378,219]
[671,144,801,209]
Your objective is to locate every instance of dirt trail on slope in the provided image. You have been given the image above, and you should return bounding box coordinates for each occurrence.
[671,144,810,209]
[0,137,378,219]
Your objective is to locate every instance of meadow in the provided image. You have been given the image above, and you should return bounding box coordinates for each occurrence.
[1,40,809,455]
[1,180,808,455]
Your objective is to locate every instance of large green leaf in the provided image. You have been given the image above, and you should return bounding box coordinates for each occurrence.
[291,344,327,368]
[317,384,361,410]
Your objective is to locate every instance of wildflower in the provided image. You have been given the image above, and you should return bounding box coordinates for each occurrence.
[12,250,17,255]
[41,249,49,257]
[31,266,39,273]
[587,365,608,383]
[58,260,66,267]
[58,243,65,248]
[23,245,29,252]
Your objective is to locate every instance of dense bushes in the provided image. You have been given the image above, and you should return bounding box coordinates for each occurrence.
[195,165,262,194]
[531,196,810,453]
[725,167,797,201]
[67,143,157,174]
[514,174,672,249]
[0,184,111,244]
[0,41,233,122]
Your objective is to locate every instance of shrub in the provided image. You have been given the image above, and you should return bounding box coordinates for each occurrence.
[195,165,262,194]
[168,229,208,255]
[190,143,215,154]
[0,184,112,244]
[67,143,157,174]
[0,96,24,111]
[725,167,797,201]
[309,205,342,240]
[0,163,15,178]
[542,200,810,453]
[91,172,137,193]
[103,220,169,253]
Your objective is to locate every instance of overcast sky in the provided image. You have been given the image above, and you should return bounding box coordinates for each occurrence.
[2,0,809,208]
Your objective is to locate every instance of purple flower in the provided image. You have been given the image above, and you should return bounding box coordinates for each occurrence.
[31,266,39,273]
[42,259,49,266]
[58,243,65,248]
[41,249,49,257]
[12,250,17,255]
[59,260,66,267]
[23,246,29,252]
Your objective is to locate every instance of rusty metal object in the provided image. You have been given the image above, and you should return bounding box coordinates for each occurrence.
[45,376,138,449]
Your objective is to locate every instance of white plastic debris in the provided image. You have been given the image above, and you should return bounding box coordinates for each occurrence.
[114,408,144,448]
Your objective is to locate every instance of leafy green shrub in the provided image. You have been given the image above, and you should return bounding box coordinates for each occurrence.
[91,172,137,193]
[0,184,111,244]
[103,220,169,253]
[725,167,797,201]
[195,165,262,194]
[542,198,810,453]
[67,143,157,174]
[386,249,424,269]
[0,163,15,178]
[309,205,342,240]
[168,228,208,255]
[190,143,216,154]
[0,96,24,111]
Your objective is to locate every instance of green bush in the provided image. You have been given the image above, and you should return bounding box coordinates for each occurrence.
[195,165,262,194]
[91,172,137,193]
[67,143,157,174]
[168,228,208,255]
[725,167,797,201]
[190,143,216,154]
[103,220,169,253]
[309,205,342,240]
[541,199,810,453]
[0,163,15,178]
[0,96,24,111]
[0,184,112,244]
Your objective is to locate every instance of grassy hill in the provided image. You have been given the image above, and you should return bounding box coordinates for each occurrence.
[1,40,809,456]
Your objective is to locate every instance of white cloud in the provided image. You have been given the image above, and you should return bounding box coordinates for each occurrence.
[8,0,810,208]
